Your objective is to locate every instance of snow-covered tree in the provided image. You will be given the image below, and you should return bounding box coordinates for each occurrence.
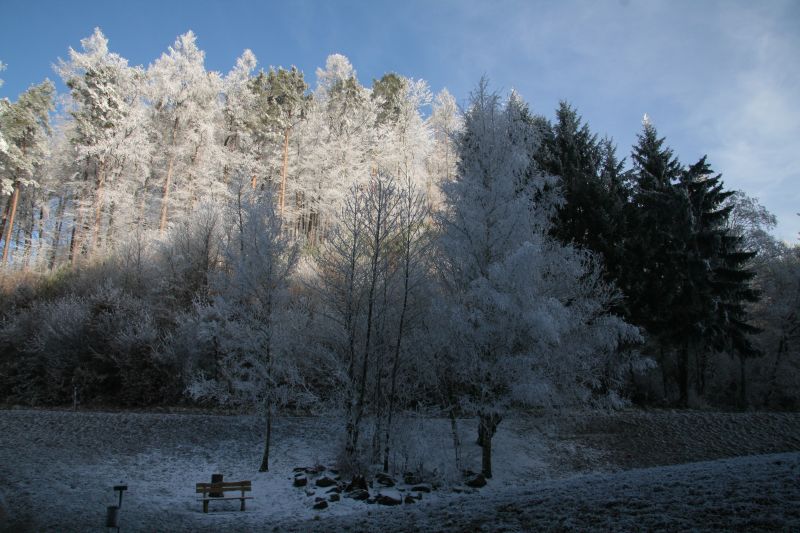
[298,54,377,241]
[437,81,640,478]
[0,80,55,264]
[221,49,258,190]
[247,66,309,213]
[146,31,223,233]
[57,28,149,257]
[186,189,302,471]
[426,88,461,203]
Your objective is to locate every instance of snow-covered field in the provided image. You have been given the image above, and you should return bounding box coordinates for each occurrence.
[1,408,799,532]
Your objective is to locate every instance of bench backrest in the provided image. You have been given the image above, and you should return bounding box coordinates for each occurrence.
[196,481,252,494]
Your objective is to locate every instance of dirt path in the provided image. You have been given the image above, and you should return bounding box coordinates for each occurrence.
[554,410,800,469]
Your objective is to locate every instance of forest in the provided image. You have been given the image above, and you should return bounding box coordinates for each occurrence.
[1,29,798,480]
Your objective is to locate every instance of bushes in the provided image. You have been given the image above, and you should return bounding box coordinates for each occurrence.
[0,284,182,407]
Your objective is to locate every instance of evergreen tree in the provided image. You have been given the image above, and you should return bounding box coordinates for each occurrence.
[0,80,55,264]
[540,102,630,286]
[248,66,309,213]
[622,118,687,402]
[680,157,759,405]
[372,72,406,125]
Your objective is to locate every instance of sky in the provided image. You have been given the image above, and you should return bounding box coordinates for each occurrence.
[1,0,798,241]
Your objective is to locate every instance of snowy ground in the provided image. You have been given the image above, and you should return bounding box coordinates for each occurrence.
[1,408,798,532]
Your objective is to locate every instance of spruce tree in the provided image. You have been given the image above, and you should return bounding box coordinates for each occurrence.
[541,102,630,287]
[680,157,759,405]
[622,119,687,403]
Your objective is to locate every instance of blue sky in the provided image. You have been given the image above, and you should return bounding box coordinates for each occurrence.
[2,0,798,241]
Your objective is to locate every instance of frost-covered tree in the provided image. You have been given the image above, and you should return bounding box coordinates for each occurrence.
[0,80,55,264]
[187,189,301,471]
[247,65,309,211]
[298,54,377,240]
[220,49,258,189]
[146,31,223,233]
[437,81,640,478]
[426,88,461,202]
[57,28,149,257]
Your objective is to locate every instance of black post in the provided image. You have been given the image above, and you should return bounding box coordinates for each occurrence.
[210,474,223,497]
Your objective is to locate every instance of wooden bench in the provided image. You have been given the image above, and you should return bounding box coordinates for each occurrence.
[196,480,253,513]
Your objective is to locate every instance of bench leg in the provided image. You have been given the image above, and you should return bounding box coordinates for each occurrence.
[240,497,245,511]
[203,500,209,513]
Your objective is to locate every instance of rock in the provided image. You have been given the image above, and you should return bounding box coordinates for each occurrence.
[315,496,326,502]
[404,495,416,504]
[293,467,306,473]
[404,472,422,485]
[365,497,376,504]
[313,500,328,510]
[348,489,370,501]
[304,489,315,497]
[411,484,431,493]
[326,486,342,494]
[376,490,403,506]
[293,475,308,487]
[311,464,326,474]
[315,476,337,488]
[345,475,368,492]
[375,473,395,487]
[329,493,340,502]
[465,473,487,488]
[329,469,339,475]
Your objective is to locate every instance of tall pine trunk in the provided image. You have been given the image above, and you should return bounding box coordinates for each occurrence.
[159,118,180,234]
[1,182,21,263]
[90,164,106,253]
[739,355,748,410]
[159,155,175,234]
[678,344,690,408]
[279,127,290,215]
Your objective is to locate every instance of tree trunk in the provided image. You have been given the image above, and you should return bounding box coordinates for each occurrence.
[1,182,21,263]
[90,163,106,252]
[348,185,385,462]
[677,345,689,408]
[0,194,11,244]
[739,355,748,410]
[159,155,175,234]
[49,195,67,270]
[479,413,499,478]
[258,401,273,472]
[448,405,462,473]
[279,127,290,215]
[159,118,180,235]
[766,334,788,407]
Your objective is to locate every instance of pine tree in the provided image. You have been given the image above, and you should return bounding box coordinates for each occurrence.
[541,102,630,285]
[680,157,759,405]
[247,66,309,213]
[0,80,55,264]
[57,28,145,256]
[622,118,687,403]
